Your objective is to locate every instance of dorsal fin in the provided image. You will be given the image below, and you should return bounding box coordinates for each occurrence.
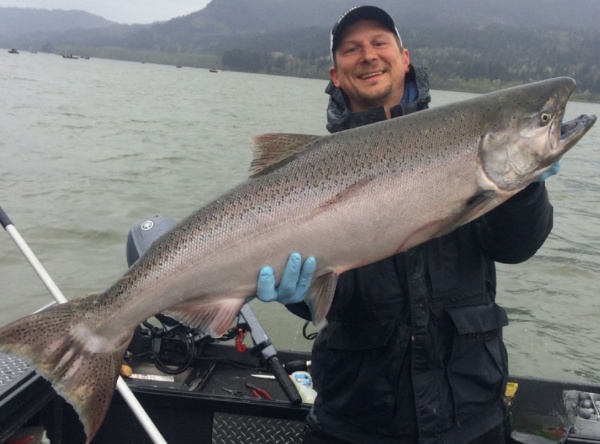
[249,133,321,178]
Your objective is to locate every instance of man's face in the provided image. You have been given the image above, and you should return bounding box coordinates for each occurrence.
[330,20,410,114]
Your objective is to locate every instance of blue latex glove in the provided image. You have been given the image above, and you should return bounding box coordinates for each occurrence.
[256,253,316,304]
[535,160,561,182]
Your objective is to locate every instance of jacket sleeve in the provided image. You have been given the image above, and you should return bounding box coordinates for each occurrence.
[473,182,553,264]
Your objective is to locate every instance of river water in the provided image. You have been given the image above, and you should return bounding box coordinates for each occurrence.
[1,50,599,384]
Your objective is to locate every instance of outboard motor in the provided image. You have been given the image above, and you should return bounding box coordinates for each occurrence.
[126,214,177,267]
[125,214,207,374]
[124,215,302,404]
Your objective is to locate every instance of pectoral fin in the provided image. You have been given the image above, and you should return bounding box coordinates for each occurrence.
[305,272,338,326]
[434,190,497,237]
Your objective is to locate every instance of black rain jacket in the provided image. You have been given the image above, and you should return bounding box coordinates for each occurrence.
[289,65,554,443]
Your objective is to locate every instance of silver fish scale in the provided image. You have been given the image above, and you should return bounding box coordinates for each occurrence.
[212,412,305,444]
[115,95,488,306]
[88,77,587,335]
[0,351,31,388]
[137,111,466,271]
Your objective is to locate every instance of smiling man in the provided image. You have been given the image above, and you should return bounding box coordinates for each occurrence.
[329,8,410,117]
[256,5,556,444]
[324,6,430,132]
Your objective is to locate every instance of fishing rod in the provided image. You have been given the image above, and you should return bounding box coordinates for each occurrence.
[0,205,168,444]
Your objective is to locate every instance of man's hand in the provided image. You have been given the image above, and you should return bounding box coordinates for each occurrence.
[256,253,316,304]
[535,160,561,182]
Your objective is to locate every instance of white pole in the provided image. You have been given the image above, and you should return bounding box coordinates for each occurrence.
[0,206,168,444]
[4,224,68,304]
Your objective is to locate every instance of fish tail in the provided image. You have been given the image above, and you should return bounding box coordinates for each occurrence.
[0,296,129,443]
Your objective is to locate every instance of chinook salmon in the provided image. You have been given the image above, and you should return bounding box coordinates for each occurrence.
[0,77,596,442]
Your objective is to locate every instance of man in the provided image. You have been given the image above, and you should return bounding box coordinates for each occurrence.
[257,6,555,444]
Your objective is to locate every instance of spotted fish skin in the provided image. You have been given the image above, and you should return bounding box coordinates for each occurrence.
[0,77,596,442]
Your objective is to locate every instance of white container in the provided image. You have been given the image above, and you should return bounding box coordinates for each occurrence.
[290,371,318,404]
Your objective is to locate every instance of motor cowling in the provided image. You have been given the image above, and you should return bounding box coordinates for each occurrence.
[126,214,177,267]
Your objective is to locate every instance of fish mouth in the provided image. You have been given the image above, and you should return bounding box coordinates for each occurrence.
[559,114,597,151]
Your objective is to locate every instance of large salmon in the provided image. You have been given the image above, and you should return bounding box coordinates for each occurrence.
[0,77,595,442]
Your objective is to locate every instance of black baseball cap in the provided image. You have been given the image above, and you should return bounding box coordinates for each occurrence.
[330,6,403,62]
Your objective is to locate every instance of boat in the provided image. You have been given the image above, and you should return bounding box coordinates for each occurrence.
[3,326,600,444]
[2,214,600,443]
[8,49,19,54]
[62,54,79,59]
[209,68,219,73]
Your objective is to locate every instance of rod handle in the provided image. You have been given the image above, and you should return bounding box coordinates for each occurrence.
[269,356,302,405]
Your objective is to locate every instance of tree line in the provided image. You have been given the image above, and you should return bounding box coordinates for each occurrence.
[11,19,600,101]
[219,24,600,101]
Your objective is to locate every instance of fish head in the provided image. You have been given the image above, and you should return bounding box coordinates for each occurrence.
[479,77,596,191]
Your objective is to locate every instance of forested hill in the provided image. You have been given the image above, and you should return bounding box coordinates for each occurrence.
[2,0,600,99]
[0,7,114,36]
[198,0,600,32]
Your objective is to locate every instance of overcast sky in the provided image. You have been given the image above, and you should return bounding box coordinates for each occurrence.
[0,0,213,24]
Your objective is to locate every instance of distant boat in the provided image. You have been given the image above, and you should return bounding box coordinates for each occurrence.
[62,54,79,59]
[209,68,219,73]
[176,65,183,68]
[8,48,19,54]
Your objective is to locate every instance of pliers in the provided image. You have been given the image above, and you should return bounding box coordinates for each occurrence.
[246,382,273,400]
[221,387,244,397]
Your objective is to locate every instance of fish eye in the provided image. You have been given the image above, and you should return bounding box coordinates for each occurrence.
[540,112,551,124]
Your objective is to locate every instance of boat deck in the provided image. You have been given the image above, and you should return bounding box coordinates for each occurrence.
[3,344,600,444]
[0,352,55,443]
[1,345,311,443]
[94,344,309,443]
